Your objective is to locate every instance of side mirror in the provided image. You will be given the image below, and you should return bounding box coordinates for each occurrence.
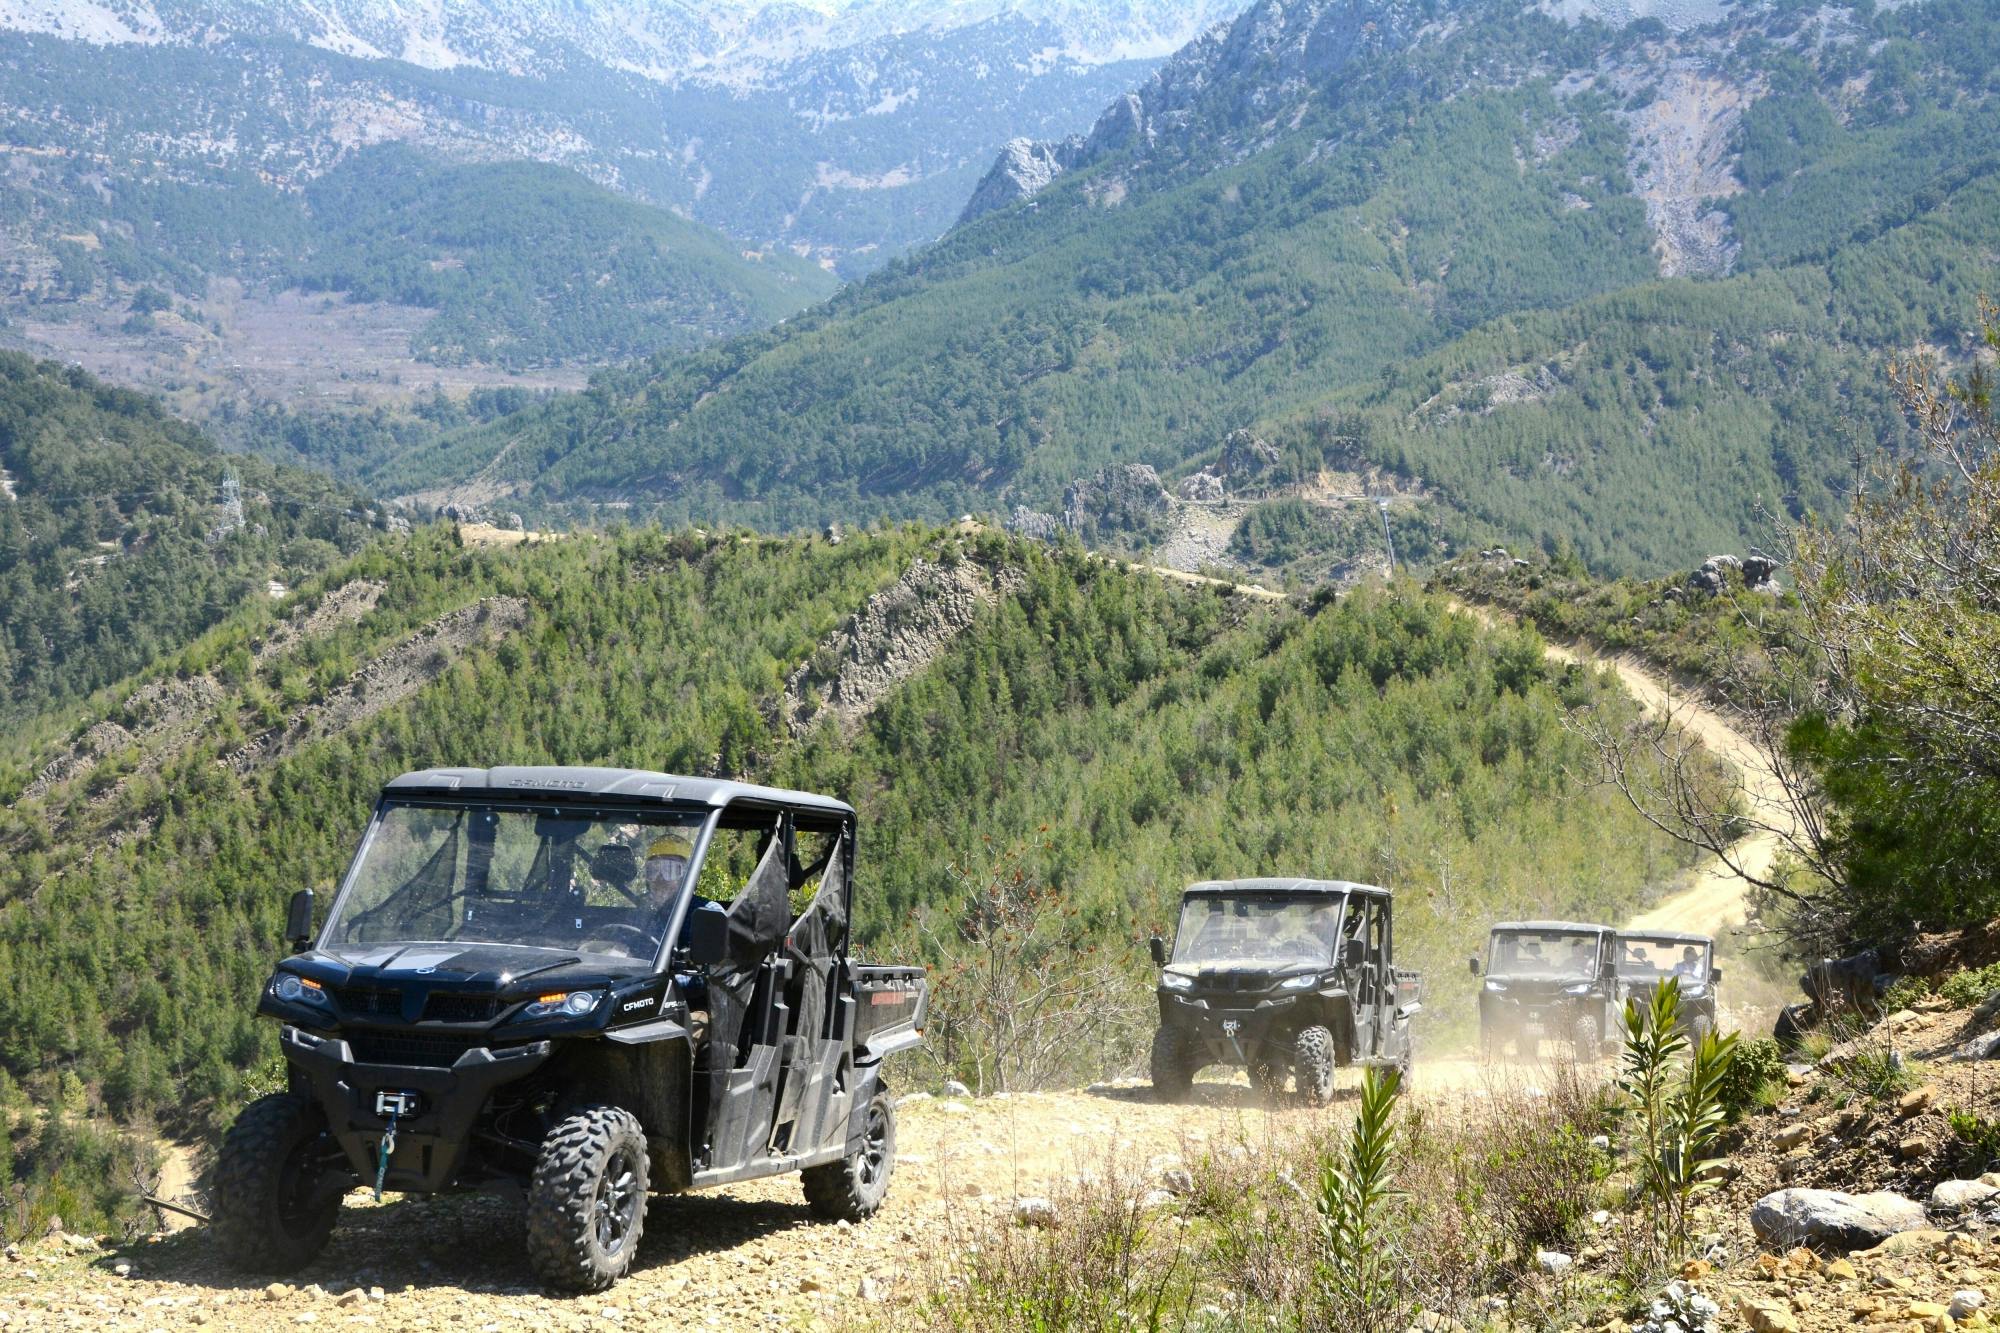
[1148,936,1166,968]
[1710,966,1724,983]
[285,889,315,951]
[684,905,729,967]
[1467,956,1481,977]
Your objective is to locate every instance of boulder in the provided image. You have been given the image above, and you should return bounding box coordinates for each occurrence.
[1177,470,1225,503]
[1951,1031,2000,1061]
[1930,1178,2000,1212]
[1742,554,1781,591]
[1749,1189,1927,1253]
[1535,1250,1572,1275]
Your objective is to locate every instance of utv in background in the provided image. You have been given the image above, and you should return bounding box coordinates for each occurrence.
[215,768,925,1293]
[1147,879,1421,1105]
[1471,921,1616,1060]
[1612,930,1721,1039]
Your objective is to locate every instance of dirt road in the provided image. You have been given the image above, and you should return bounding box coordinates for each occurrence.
[3,1081,1368,1331]
[1455,606,1788,940]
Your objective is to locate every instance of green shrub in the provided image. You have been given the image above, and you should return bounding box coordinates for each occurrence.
[1717,1036,1788,1122]
[1881,976,1932,1012]
[1950,1109,2000,1177]
[1940,963,2000,1010]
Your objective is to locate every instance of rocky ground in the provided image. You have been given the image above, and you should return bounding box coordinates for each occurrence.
[0,1077,1355,1332]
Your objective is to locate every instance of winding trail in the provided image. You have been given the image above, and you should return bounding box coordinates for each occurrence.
[1455,604,1790,939]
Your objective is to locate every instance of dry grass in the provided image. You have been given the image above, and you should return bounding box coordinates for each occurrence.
[914,1069,1637,1332]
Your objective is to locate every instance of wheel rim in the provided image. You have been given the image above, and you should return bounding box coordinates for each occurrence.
[276,1132,334,1237]
[592,1147,641,1256]
[856,1101,888,1190]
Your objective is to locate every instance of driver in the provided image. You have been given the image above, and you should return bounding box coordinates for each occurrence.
[644,835,693,907]
[1673,946,1704,979]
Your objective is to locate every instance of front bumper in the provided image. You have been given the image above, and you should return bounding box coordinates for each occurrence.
[1161,993,1300,1063]
[282,1025,552,1193]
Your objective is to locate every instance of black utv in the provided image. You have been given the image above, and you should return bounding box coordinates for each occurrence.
[215,767,925,1293]
[1612,930,1721,1039]
[1147,879,1420,1105]
[1471,920,1617,1060]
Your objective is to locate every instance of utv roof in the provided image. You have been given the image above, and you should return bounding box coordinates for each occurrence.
[1489,920,1615,935]
[1615,928,1713,945]
[384,767,855,818]
[1184,878,1391,897]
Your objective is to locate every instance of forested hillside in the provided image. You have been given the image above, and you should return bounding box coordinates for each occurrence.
[4,144,835,372]
[395,0,1998,574]
[0,354,383,723]
[0,522,1701,1221]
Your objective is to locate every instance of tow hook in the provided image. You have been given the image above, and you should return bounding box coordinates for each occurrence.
[373,1109,400,1203]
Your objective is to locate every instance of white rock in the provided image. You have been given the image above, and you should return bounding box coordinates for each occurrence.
[1588,1135,1611,1151]
[1160,1168,1196,1196]
[1590,1210,1611,1228]
[942,1080,972,1098]
[1013,1197,1057,1228]
[1535,1250,1572,1276]
[1931,1178,2000,1211]
[1951,1290,1986,1321]
[1953,1032,2000,1061]
[1139,1190,1176,1209]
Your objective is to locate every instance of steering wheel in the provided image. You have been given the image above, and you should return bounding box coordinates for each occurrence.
[580,921,658,954]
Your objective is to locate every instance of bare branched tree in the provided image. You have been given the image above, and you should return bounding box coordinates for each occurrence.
[913,837,1149,1095]
[1788,297,2000,791]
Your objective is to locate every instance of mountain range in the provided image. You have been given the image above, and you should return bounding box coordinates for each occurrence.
[383,0,1997,574]
[0,0,1246,270]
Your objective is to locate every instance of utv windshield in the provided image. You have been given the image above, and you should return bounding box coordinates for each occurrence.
[321,801,708,961]
[1170,895,1343,969]
[1615,936,1711,981]
[1486,929,1603,982]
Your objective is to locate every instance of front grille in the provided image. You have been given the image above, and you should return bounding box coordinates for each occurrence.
[334,987,401,1017]
[1199,972,1271,994]
[345,1031,484,1068]
[423,993,502,1023]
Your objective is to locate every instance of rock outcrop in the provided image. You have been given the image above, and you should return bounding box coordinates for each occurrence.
[957,137,1086,224]
[1749,1188,1928,1253]
[1060,465,1172,544]
[780,558,1020,739]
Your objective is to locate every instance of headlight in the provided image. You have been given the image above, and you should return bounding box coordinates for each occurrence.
[1160,971,1195,992]
[272,973,328,1006]
[1279,973,1321,991]
[521,990,602,1019]
[1564,983,1593,995]
[1483,980,1507,992]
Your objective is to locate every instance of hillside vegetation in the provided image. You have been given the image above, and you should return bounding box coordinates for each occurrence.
[0,354,383,724]
[390,0,1997,574]
[0,522,1705,1224]
[5,144,835,370]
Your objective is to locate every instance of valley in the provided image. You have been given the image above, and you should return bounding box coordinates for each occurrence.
[0,0,1997,1325]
